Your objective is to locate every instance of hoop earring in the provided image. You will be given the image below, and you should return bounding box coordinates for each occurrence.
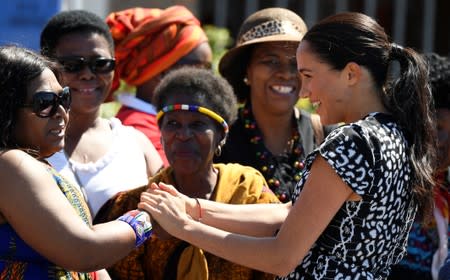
[215,145,222,157]
[243,77,250,85]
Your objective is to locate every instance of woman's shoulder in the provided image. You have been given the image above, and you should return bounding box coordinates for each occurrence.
[214,163,267,186]
[0,150,37,195]
[214,163,280,204]
[321,121,372,150]
[0,150,59,209]
[214,163,279,203]
[329,113,398,142]
[0,149,44,173]
[325,114,389,139]
[318,113,399,167]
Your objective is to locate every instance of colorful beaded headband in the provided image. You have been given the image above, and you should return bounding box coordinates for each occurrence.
[156,104,229,135]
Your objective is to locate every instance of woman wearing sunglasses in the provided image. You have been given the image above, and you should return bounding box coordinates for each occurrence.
[40,10,163,220]
[0,45,153,279]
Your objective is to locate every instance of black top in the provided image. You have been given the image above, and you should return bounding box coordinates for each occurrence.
[280,112,415,279]
[215,102,333,202]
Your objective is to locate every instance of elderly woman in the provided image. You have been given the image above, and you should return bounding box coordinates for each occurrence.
[95,67,279,280]
[107,5,213,166]
[0,46,152,279]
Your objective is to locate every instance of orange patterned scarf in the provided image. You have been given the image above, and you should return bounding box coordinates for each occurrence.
[106,5,208,99]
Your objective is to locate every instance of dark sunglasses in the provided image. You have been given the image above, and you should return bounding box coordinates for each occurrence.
[21,87,71,118]
[57,56,115,74]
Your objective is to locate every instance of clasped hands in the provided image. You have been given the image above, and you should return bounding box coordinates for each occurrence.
[138,183,198,239]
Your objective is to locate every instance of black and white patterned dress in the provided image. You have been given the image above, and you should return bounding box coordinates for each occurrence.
[279,112,417,280]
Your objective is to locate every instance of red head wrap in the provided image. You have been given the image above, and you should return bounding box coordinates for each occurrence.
[106,5,208,100]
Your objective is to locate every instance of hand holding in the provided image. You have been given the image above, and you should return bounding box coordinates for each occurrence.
[147,182,199,219]
[139,182,192,237]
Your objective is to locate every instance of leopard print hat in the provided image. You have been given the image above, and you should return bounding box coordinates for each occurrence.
[218,7,307,102]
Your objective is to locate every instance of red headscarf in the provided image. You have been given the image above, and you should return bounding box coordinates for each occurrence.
[106,5,208,100]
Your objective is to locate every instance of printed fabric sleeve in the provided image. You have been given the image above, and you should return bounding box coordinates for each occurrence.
[318,125,375,197]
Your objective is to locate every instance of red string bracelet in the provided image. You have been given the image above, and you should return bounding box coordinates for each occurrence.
[194,198,202,221]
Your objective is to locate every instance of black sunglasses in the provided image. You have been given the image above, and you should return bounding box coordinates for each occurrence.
[57,56,116,74]
[22,87,71,118]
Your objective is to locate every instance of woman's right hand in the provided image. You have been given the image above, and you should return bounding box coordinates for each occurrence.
[139,183,196,237]
[147,182,199,219]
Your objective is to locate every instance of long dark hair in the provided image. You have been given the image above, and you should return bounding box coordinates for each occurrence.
[303,12,436,218]
[0,46,56,151]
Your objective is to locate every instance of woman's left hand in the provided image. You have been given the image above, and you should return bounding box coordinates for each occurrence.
[139,182,192,237]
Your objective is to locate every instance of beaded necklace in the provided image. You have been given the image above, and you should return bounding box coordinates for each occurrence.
[241,103,306,202]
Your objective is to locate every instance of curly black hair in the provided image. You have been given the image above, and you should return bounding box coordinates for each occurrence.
[153,67,238,128]
[423,53,450,109]
[40,10,114,57]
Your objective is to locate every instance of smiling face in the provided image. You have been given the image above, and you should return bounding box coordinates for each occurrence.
[54,32,114,115]
[159,96,222,175]
[296,41,350,125]
[14,68,69,157]
[246,41,300,115]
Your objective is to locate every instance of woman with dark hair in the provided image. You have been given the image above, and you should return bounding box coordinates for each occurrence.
[140,12,436,279]
[0,46,152,279]
[95,67,279,279]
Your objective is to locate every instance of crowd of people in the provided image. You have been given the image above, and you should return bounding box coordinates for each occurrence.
[0,4,448,280]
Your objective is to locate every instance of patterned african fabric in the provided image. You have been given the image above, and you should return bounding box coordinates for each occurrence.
[389,171,450,280]
[215,101,335,203]
[106,5,208,100]
[280,112,416,279]
[94,163,279,280]
[0,165,96,279]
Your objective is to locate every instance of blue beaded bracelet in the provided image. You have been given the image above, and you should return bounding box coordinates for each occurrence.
[117,209,153,247]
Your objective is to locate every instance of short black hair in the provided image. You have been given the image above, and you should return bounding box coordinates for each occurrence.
[423,53,450,109]
[153,67,238,127]
[40,10,114,57]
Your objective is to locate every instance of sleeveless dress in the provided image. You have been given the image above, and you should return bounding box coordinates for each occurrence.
[47,117,149,218]
[0,166,96,279]
[279,113,416,279]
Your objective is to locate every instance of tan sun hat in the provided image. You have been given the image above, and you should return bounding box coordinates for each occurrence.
[219,7,307,102]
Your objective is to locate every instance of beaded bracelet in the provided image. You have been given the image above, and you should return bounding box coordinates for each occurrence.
[117,209,153,247]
